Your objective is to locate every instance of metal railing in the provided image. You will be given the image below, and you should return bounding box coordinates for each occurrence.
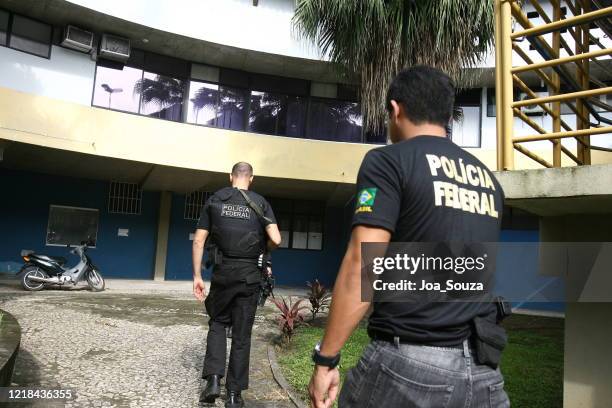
[494,0,612,170]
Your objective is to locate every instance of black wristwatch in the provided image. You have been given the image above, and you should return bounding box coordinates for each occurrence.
[312,342,341,369]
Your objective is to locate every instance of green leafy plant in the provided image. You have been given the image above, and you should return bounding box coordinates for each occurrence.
[307,279,332,320]
[271,297,308,342]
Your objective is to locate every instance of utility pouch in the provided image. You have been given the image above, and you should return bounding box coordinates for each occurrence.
[472,316,508,369]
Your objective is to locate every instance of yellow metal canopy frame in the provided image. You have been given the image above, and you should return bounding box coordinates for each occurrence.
[494,0,612,170]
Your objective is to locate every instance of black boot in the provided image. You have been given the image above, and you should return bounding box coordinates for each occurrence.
[225,391,244,408]
[200,375,221,403]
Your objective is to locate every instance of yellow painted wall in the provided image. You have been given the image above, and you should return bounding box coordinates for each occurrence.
[0,87,610,183]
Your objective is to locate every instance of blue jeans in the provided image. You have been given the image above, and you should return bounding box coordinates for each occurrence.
[338,339,510,408]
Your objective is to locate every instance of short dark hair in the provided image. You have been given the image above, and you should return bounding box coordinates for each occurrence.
[386,65,455,127]
[231,162,253,177]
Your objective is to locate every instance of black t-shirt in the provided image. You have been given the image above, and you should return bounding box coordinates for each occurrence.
[197,187,276,258]
[353,135,504,346]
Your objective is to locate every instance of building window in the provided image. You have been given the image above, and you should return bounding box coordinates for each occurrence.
[3,13,52,58]
[185,191,211,221]
[269,198,324,250]
[249,91,307,137]
[93,65,185,122]
[0,9,9,46]
[108,181,142,215]
[450,106,481,148]
[136,72,185,122]
[93,65,143,113]
[92,51,187,122]
[307,98,362,142]
[187,81,247,130]
[46,205,99,247]
[450,89,482,148]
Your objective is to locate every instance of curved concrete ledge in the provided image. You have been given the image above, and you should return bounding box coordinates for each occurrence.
[267,344,307,408]
[0,310,21,387]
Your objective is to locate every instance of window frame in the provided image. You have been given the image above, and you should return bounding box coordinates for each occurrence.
[306,96,363,143]
[450,103,483,148]
[185,78,250,131]
[0,8,9,47]
[91,63,145,115]
[247,89,309,138]
[91,61,188,123]
[1,11,53,59]
[269,198,325,251]
[46,205,100,248]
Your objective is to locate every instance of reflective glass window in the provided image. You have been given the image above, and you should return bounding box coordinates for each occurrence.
[137,72,185,122]
[9,14,51,58]
[187,82,219,126]
[188,81,247,130]
[249,91,307,137]
[0,10,9,46]
[450,105,481,148]
[308,98,362,142]
[92,65,143,113]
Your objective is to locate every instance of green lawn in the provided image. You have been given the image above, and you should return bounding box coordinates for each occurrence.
[277,314,563,408]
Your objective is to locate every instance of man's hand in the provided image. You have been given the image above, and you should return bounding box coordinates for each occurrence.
[193,277,207,302]
[309,365,340,408]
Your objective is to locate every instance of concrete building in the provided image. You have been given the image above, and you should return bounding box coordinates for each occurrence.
[0,1,609,291]
[0,1,611,407]
[0,0,610,290]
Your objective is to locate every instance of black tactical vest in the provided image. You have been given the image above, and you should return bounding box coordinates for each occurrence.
[208,187,266,259]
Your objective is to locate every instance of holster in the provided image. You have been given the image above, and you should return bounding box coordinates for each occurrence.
[472,316,508,369]
[205,245,223,269]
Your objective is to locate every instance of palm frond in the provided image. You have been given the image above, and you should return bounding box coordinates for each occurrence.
[293,0,494,132]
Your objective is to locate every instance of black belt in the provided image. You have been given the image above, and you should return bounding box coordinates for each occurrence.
[369,331,465,350]
[222,256,259,265]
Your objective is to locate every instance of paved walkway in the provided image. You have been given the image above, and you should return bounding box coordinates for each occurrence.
[0,277,308,407]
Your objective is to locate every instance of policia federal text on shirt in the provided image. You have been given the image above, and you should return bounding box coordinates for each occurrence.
[192,162,281,408]
[308,66,510,408]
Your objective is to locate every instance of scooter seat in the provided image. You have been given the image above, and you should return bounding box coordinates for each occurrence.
[33,254,67,265]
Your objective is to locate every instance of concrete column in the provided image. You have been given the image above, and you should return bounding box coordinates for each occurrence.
[153,191,172,281]
[540,216,612,408]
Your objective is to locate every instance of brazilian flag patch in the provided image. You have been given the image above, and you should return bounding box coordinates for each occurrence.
[355,188,377,213]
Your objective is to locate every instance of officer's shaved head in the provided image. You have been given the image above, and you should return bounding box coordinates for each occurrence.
[231,162,253,178]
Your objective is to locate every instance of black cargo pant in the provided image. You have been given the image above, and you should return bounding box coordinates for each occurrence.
[202,262,260,392]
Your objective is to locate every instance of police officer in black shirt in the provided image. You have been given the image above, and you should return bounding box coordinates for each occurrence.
[308,66,510,408]
[192,162,281,408]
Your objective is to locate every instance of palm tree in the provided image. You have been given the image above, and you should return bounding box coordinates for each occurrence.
[293,0,493,133]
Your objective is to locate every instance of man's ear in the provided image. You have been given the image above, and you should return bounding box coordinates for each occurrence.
[229,174,233,183]
[249,176,254,184]
[390,100,401,122]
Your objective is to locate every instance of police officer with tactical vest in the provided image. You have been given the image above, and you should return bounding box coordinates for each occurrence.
[192,162,281,408]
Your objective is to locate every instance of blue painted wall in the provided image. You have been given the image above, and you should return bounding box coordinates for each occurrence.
[165,194,349,287]
[0,168,565,313]
[165,193,212,281]
[0,169,159,279]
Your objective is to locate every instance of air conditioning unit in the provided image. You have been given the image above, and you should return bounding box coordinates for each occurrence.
[99,33,130,62]
[519,91,548,115]
[61,25,94,53]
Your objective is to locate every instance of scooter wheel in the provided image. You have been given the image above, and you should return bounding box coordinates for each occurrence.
[21,267,47,291]
[86,268,105,292]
